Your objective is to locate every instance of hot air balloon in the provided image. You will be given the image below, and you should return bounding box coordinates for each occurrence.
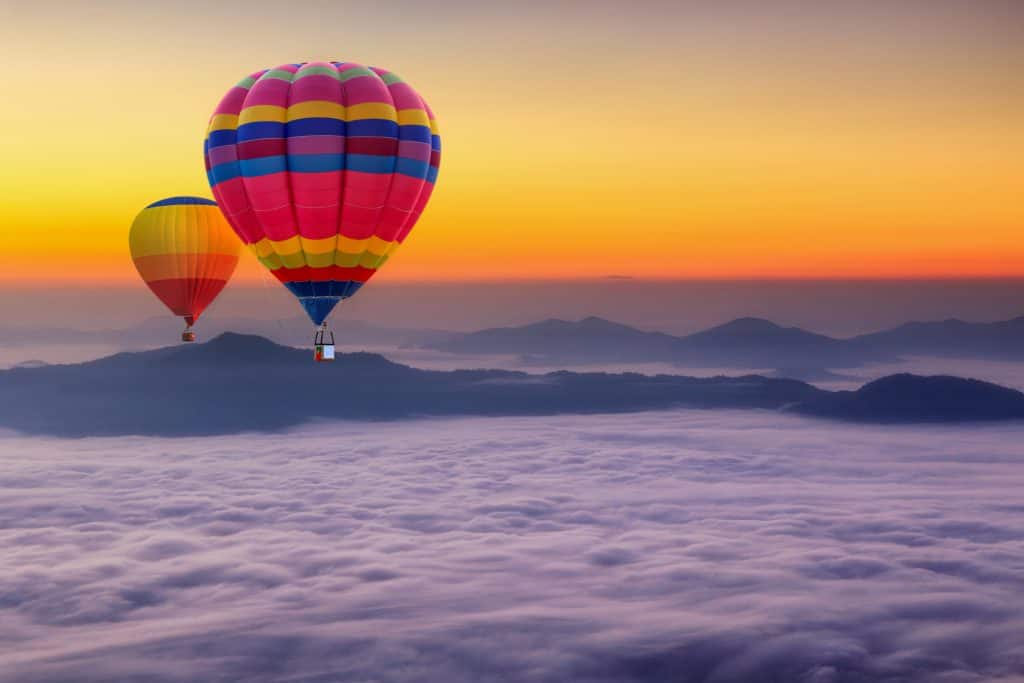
[129,196,241,342]
[203,61,440,361]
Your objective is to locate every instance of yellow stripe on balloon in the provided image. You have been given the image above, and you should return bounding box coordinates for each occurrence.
[252,235,298,259]
[207,113,239,133]
[299,235,338,255]
[239,102,398,126]
[347,102,397,121]
[397,109,430,127]
[286,101,345,122]
[337,235,368,254]
[249,232,400,274]
[366,236,396,256]
[238,104,287,125]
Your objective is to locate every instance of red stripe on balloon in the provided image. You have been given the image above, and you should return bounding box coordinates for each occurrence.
[346,137,399,156]
[270,265,377,283]
[237,138,287,160]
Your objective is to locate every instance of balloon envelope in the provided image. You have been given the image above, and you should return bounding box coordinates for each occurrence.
[204,61,441,326]
[129,196,240,326]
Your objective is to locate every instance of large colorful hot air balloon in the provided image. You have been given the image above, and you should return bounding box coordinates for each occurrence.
[203,61,440,357]
[129,196,241,342]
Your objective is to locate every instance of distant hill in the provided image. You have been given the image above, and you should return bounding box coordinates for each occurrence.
[1,334,1021,436]
[422,316,892,368]
[9,314,1024,371]
[672,317,885,368]
[425,316,680,362]
[850,317,1024,360]
[797,374,1024,423]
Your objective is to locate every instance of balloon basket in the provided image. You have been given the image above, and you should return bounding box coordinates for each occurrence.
[181,329,196,343]
[313,326,335,362]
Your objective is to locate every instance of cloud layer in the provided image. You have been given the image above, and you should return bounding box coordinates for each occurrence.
[1,411,1023,682]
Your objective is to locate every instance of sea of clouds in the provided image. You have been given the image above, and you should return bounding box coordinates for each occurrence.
[1,411,1023,682]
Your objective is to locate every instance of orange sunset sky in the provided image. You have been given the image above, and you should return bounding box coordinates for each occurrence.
[1,0,1021,284]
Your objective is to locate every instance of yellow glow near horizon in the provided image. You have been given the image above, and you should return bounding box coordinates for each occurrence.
[1,1,1022,284]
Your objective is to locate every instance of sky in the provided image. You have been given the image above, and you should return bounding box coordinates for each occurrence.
[2,411,1024,681]
[1,0,1023,291]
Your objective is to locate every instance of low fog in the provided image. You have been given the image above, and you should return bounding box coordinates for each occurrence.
[1,411,1023,682]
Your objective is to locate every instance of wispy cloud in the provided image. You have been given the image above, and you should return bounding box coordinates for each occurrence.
[1,411,1023,681]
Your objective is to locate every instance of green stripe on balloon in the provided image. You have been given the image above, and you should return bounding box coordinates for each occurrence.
[295,65,343,81]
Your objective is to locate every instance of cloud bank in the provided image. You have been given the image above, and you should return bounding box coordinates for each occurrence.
[1,411,1023,682]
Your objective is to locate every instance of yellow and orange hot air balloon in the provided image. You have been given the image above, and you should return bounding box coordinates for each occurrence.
[129,196,240,342]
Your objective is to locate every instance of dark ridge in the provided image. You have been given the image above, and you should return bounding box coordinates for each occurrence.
[793,373,1024,423]
[1,334,1022,436]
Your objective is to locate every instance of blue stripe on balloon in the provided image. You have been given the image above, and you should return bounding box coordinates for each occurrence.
[239,155,287,177]
[347,119,398,138]
[346,154,397,174]
[206,129,237,148]
[281,283,365,325]
[287,154,344,173]
[146,196,218,208]
[299,296,341,326]
[215,154,429,180]
[398,125,432,144]
[286,118,346,137]
[236,121,286,142]
[208,161,241,186]
[395,157,429,178]
[426,166,439,183]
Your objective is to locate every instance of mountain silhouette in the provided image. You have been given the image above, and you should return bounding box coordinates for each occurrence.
[9,314,1024,370]
[425,316,679,362]
[422,316,891,368]
[797,373,1024,422]
[672,317,882,368]
[0,333,818,437]
[1,333,1022,436]
[850,317,1024,359]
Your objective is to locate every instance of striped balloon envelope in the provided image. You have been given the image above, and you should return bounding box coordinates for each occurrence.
[203,61,441,327]
[129,197,240,334]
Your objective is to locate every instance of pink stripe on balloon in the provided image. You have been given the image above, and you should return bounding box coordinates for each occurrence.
[385,174,426,211]
[206,145,238,167]
[398,140,431,163]
[338,203,380,240]
[342,170,391,207]
[375,207,408,241]
[251,204,295,241]
[214,86,249,116]
[289,74,343,104]
[244,79,291,107]
[243,171,296,241]
[287,135,344,155]
[292,170,342,240]
[212,178,262,243]
[387,82,423,109]
[294,205,339,240]
[339,76,392,105]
